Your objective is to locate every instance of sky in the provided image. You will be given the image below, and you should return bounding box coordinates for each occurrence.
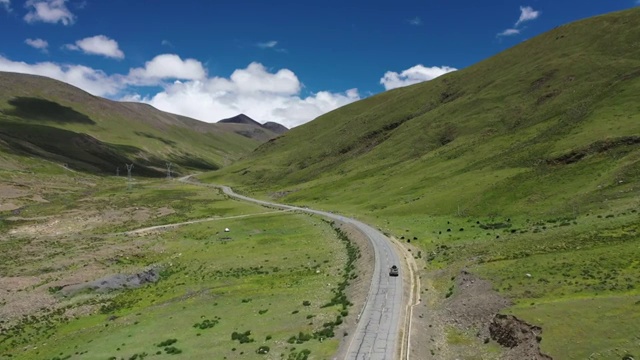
[0,0,638,128]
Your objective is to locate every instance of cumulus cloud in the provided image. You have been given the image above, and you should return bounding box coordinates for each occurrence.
[0,54,358,128]
[257,40,278,49]
[0,56,122,96]
[515,6,541,27]
[24,0,75,25]
[134,62,360,128]
[65,35,124,59]
[380,64,457,90]
[127,54,206,84]
[1,0,11,12]
[25,38,49,52]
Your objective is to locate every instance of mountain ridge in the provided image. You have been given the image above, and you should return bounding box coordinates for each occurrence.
[218,113,289,136]
[0,71,272,175]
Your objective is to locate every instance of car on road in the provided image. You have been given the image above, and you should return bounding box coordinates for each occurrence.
[389,265,399,277]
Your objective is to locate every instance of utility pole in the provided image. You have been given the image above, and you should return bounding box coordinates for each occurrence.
[126,163,134,181]
[166,162,172,180]
[126,163,134,190]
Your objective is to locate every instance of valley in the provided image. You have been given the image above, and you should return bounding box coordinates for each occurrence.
[1,5,640,360]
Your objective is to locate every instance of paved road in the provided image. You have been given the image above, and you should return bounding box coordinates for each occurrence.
[214,184,404,360]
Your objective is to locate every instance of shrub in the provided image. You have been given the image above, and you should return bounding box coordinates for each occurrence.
[302,301,311,306]
[193,317,221,330]
[157,339,177,347]
[164,346,182,355]
[231,330,254,344]
[256,346,270,354]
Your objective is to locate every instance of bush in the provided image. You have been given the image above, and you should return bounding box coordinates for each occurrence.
[231,330,254,344]
[157,339,177,347]
[193,317,221,329]
[256,346,270,354]
[164,346,182,355]
[302,301,311,306]
[287,349,311,360]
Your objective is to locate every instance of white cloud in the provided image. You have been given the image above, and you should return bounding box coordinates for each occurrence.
[133,62,360,128]
[65,35,124,59]
[25,38,49,52]
[498,5,540,37]
[380,64,457,90]
[257,40,278,49]
[212,62,300,94]
[161,39,174,47]
[0,56,122,96]
[408,17,422,26]
[24,0,75,25]
[497,28,520,37]
[1,0,10,12]
[0,54,358,128]
[515,6,541,27]
[127,54,206,84]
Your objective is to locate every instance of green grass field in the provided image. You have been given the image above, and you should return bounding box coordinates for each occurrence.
[1,166,358,360]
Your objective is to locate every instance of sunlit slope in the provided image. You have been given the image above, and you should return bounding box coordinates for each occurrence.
[0,72,266,176]
[213,8,640,217]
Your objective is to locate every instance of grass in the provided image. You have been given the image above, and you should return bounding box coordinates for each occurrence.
[195,8,640,359]
[506,295,640,359]
[1,171,359,359]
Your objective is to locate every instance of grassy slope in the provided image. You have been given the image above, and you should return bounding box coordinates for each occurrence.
[0,72,267,176]
[211,7,640,217]
[203,8,640,359]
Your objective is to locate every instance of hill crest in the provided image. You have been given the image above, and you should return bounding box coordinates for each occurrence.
[0,71,276,175]
[218,114,289,136]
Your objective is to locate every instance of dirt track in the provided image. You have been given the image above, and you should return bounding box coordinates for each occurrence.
[120,209,291,235]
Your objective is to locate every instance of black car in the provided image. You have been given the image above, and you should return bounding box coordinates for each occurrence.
[389,265,399,277]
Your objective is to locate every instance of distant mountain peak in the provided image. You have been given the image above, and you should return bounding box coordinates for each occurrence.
[217,114,288,136]
[218,114,262,127]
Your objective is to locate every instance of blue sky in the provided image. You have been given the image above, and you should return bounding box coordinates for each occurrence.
[0,0,638,127]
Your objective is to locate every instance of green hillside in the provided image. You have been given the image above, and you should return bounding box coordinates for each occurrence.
[204,8,640,359]
[210,7,640,217]
[0,72,272,176]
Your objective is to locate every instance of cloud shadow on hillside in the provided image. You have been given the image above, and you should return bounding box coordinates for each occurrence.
[6,97,95,125]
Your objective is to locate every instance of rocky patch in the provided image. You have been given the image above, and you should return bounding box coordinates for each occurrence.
[490,314,553,359]
[61,268,160,295]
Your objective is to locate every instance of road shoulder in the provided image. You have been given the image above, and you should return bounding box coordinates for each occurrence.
[332,222,376,359]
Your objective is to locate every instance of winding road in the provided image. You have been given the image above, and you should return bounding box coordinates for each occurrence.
[209,183,405,360]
